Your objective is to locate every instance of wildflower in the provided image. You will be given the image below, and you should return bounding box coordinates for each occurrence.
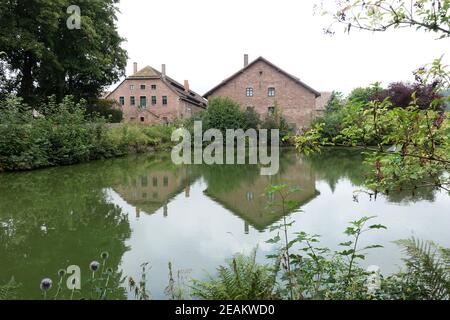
[58,269,66,277]
[40,278,53,291]
[101,251,109,260]
[89,261,100,272]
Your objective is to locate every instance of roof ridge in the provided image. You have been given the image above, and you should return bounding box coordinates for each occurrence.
[203,56,320,98]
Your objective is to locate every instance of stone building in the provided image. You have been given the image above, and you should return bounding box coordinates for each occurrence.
[105,63,207,124]
[203,55,322,130]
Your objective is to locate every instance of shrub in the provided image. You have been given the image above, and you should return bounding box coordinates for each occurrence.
[242,107,261,130]
[87,99,123,123]
[191,249,279,300]
[261,104,292,140]
[0,95,175,171]
[201,97,245,133]
[373,82,442,111]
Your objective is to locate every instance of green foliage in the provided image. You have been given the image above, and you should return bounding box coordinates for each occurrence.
[0,277,21,300]
[193,199,448,300]
[0,95,176,171]
[295,123,330,155]
[0,0,127,103]
[87,99,123,123]
[296,80,450,194]
[184,97,291,143]
[348,84,383,105]
[191,249,279,300]
[265,189,386,300]
[377,238,450,300]
[128,263,151,300]
[261,103,293,139]
[201,97,246,134]
[242,107,261,130]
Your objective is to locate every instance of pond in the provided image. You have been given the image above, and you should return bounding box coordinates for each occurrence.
[0,148,449,299]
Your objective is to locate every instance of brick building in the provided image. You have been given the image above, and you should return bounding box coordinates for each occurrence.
[204,55,322,130]
[106,63,207,124]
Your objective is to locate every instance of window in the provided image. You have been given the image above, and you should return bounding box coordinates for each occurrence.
[163,176,169,187]
[119,97,125,106]
[151,96,157,105]
[151,85,157,90]
[130,85,135,91]
[140,117,145,122]
[141,176,148,187]
[139,96,147,108]
[268,87,275,97]
[268,106,275,114]
[162,96,168,105]
[246,192,254,202]
[130,96,135,106]
[246,87,254,97]
[140,84,146,90]
[152,177,158,187]
[246,106,254,111]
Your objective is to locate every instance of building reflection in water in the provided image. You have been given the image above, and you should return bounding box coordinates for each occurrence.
[113,151,320,232]
[114,166,197,217]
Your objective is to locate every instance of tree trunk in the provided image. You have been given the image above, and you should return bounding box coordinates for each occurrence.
[19,52,35,103]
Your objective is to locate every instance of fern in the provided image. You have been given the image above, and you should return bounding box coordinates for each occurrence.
[191,249,279,300]
[392,238,450,300]
[0,277,20,300]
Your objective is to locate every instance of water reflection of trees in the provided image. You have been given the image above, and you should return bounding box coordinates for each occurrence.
[305,147,439,203]
[0,160,134,299]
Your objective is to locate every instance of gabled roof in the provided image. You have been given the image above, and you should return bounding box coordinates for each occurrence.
[203,56,321,98]
[129,66,161,78]
[107,65,207,108]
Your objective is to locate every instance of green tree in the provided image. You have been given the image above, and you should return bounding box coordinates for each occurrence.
[201,97,245,133]
[0,0,127,104]
[300,0,450,194]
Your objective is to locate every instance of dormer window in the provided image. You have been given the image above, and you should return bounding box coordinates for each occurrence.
[246,87,254,97]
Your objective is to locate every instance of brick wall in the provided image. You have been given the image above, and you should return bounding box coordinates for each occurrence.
[107,78,202,124]
[207,60,317,129]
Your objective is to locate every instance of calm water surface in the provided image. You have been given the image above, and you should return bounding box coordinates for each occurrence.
[1,148,449,299]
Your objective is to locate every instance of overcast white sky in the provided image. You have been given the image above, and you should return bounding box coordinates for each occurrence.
[114,0,450,95]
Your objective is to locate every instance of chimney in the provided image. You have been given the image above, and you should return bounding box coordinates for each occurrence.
[133,62,138,74]
[244,54,249,68]
[184,80,190,92]
[161,64,166,77]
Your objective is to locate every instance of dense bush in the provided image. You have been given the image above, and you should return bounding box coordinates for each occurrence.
[201,97,246,133]
[0,96,175,171]
[311,91,346,140]
[87,99,124,123]
[373,82,442,110]
[186,97,291,144]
